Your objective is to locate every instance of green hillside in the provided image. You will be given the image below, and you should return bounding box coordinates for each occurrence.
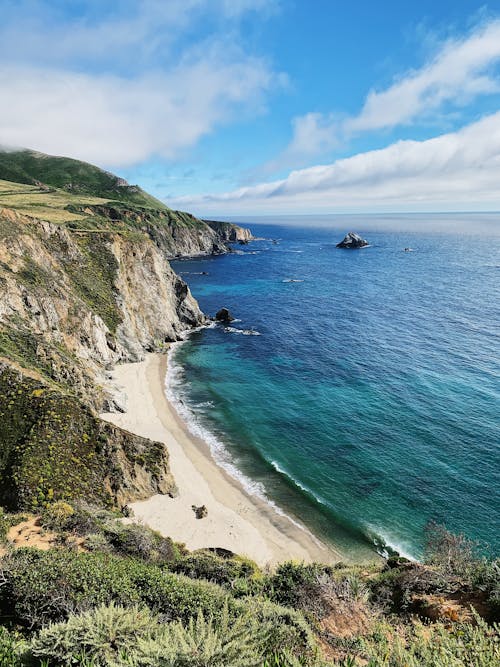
[0,149,167,209]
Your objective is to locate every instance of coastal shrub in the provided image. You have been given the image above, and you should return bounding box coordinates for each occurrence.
[27,603,155,666]
[102,522,180,564]
[171,550,262,588]
[0,548,235,629]
[350,613,500,666]
[131,603,267,667]
[424,522,480,579]
[27,602,270,667]
[266,562,328,609]
[83,533,113,553]
[254,599,318,658]
[41,500,75,531]
[0,626,25,666]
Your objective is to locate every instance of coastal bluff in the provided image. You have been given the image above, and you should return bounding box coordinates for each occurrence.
[0,148,251,511]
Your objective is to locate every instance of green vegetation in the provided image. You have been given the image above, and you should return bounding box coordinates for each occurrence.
[63,233,121,333]
[0,509,497,666]
[0,367,171,511]
[0,150,166,209]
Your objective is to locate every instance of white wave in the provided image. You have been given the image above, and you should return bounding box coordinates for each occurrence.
[364,524,417,561]
[282,279,304,283]
[224,327,261,336]
[165,344,316,537]
[270,460,329,506]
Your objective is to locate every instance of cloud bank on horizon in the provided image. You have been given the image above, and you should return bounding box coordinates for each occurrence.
[1,1,500,214]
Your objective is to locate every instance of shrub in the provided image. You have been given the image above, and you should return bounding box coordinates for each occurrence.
[351,612,500,666]
[41,500,75,531]
[83,533,113,553]
[27,603,155,666]
[0,626,25,666]
[254,599,317,658]
[0,548,233,629]
[424,522,479,579]
[26,602,273,667]
[266,562,326,609]
[132,603,267,667]
[171,550,261,588]
[103,522,180,564]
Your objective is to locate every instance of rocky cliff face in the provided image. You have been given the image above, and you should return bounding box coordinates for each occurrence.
[68,205,253,257]
[0,207,204,409]
[204,219,253,243]
[0,206,205,509]
[0,362,177,510]
[0,151,253,512]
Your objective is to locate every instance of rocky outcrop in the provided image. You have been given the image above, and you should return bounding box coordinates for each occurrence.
[336,232,369,249]
[203,219,253,244]
[215,308,235,323]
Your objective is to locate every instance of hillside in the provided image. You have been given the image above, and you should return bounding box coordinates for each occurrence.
[0,149,166,209]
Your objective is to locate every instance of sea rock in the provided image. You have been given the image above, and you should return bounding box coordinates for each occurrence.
[336,232,369,249]
[192,504,208,519]
[215,308,235,323]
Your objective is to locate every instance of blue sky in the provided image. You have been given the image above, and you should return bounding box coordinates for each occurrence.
[2,1,500,214]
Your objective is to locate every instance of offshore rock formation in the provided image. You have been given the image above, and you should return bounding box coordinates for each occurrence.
[0,149,252,510]
[336,232,369,248]
[215,308,235,323]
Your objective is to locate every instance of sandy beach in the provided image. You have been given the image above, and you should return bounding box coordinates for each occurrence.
[100,353,340,567]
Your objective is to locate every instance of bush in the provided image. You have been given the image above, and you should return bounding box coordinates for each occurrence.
[27,602,155,666]
[0,626,25,666]
[266,562,328,609]
[103,522,180,564]
[26,602,271,667]
[41,500,75,531]
[132,603,267,667]
[171,550,261,588]
[424,522,479,579]
[352,612,500,666]
[0,548,233,629]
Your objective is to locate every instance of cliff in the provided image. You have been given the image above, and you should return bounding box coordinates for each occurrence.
[0,149,252,510]
[203,219,253,243]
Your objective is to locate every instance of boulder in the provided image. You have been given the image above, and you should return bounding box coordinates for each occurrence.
[192,504,208,519]
[336,232,369,249]
[215,308,235,323]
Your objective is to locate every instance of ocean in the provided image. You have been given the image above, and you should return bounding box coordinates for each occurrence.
[169,218,500,561]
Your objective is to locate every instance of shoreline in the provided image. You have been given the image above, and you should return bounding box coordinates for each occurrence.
[101,352,342,567]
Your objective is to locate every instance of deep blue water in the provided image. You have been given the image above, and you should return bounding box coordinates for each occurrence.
[170,222,500,560]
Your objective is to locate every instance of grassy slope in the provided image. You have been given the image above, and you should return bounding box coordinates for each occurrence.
[0,149,167,209]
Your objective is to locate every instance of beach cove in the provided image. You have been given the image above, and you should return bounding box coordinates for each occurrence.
[101,352,340,567]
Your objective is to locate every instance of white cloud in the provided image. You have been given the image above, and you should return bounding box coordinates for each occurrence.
[347,19,500,133]
[0,53,277,166]
[166,111,500,213]
[273,19,500,171]
[0,0,281,166]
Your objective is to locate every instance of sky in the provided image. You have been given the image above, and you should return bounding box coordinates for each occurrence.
[2,1,500,216]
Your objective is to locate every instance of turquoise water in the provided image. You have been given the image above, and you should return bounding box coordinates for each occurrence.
[170,222,500,560]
